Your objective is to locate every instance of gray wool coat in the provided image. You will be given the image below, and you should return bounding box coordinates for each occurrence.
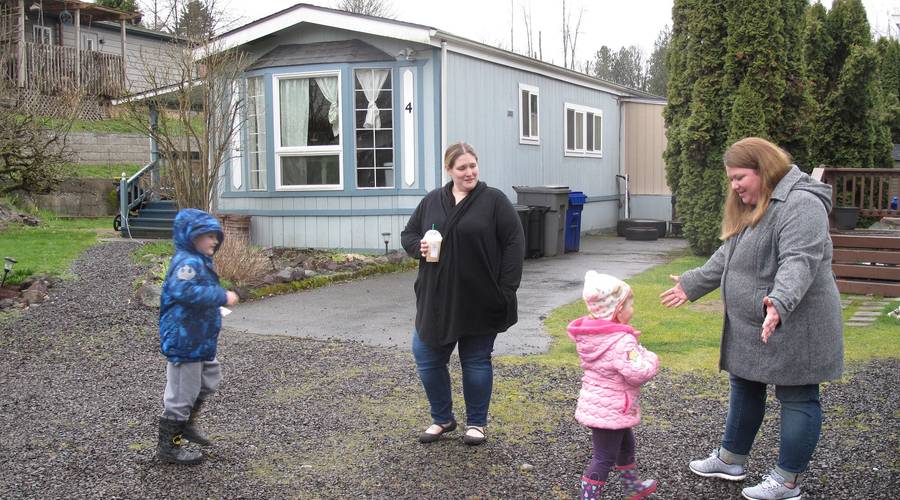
[680,166,844,385]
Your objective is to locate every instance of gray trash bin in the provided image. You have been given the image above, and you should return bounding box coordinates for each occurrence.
[512,185,570,257]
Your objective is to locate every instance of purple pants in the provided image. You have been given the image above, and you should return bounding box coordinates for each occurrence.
[583,427,636,482]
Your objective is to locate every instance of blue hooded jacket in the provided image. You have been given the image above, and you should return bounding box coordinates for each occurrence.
[159,209,227,363]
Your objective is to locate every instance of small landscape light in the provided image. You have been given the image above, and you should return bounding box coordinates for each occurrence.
[381,232,391,256]
[2,257,17,287]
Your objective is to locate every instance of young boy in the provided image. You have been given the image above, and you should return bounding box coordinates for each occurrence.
[157,208,238,465]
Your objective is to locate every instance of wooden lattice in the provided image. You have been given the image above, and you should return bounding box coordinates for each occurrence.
[15,88,109,120]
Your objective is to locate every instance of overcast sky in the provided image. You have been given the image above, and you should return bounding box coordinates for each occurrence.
[224,0,899,67]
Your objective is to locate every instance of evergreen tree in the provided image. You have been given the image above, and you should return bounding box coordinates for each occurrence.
[823,0,870,86]
[97,0,140,13]
[676,0,728,255]
[875,37,900,143]
[645,26,670,97]
[812,45,882,167]
[610,46,644,89]
[723,0,786,143]
[802,2,831,104]
[807,0,892,168]
[592,46,615,82]
[775,0,814,171]
[662,0,691,219]
[176,0,214,40]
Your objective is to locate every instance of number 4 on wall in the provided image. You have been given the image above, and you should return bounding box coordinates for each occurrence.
[405,102,412,113]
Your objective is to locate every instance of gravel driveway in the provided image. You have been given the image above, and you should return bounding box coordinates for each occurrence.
[0,241,896,499]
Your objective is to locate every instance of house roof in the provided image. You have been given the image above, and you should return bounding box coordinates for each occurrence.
[248,39,395,70]
[93,21,184,42]
[29,0,139,22]
[212,3,661,99]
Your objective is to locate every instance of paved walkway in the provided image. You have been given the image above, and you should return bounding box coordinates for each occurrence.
[223,235,689,355]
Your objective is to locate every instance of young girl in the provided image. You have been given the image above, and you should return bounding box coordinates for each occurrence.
[568,271,659,499]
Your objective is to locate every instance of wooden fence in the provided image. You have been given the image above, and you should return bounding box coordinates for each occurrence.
[812,166,900,218]
[3,41,124,98]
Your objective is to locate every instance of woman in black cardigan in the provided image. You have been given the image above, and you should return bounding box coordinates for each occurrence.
[401,142,525,446]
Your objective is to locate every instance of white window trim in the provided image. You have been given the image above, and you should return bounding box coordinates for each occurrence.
[518,83,540,145]
[33,25,52,45]
[354,68,395,190]
[272,70,343,191]
[564,102,603,158]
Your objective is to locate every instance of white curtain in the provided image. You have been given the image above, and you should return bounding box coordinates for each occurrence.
[315,76,340,137]
[279,78,309,147]
[356,69,390,129]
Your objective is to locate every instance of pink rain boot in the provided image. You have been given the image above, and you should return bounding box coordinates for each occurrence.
[580,475,605,500]
[616,464,657,499]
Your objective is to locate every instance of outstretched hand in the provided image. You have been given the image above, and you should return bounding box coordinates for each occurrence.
[761,296,780,343]
[660,275,688,308]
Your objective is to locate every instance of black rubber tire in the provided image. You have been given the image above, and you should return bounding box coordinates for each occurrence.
[625,227,659,241]
[617,219,667,238]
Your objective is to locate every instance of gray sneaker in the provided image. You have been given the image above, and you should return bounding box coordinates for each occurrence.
[741,471,801,500]
[689,449,747,481]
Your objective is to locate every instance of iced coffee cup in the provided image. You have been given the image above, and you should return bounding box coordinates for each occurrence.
[424,228,443,263]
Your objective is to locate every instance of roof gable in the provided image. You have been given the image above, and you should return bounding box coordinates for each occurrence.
[248,39,394,70]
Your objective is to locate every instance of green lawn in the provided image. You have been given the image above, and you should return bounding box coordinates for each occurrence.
[506,255,899,373]
[0,213,112,285]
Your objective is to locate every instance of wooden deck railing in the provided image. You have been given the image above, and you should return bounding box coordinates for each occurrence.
[3,42,125,98]
[811,166,900,218]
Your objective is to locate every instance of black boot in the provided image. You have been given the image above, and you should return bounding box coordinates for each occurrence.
[182,399,213,446]
[157,417,203,465]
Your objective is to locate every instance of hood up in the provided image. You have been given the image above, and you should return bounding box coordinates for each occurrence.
[172,208,225,256]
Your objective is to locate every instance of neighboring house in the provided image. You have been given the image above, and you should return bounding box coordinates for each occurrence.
[175,3,669,250]
[0,0,181,117]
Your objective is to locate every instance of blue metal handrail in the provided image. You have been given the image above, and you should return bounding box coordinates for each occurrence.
[118,159,159,234]
[118,107,161,236]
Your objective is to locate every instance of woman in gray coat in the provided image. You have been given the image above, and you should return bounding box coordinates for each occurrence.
[660,137,843,500]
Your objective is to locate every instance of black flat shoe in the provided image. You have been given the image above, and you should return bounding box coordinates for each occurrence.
[462,425,486,446]
[418,420,457,443]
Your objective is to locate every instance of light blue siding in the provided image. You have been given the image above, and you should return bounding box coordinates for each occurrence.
[445,53,622,231]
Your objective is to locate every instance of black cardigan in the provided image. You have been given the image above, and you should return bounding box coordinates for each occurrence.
[401,181,525,347]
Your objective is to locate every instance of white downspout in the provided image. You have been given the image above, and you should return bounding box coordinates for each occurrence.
[440,40,448,185]
[617,97,628,219]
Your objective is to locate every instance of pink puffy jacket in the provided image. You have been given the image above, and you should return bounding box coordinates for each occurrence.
[567,316,659,429]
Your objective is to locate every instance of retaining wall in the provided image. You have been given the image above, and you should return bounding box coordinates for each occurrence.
[21,178,116,217]
[67,131,151,165]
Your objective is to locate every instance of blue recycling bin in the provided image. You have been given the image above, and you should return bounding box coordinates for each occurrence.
[565,191,587,252]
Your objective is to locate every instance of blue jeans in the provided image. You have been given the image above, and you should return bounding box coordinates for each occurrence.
[722,374,822,474]
[411,330,497,427]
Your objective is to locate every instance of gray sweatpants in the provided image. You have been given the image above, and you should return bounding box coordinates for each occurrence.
[162,359,221,421]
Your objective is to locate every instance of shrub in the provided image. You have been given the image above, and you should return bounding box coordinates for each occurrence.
[213,236,269,286]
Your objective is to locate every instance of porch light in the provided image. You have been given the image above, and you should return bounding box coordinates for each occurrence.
[381,232,391,255]
[397,48,416,61]
[1,257,16,287]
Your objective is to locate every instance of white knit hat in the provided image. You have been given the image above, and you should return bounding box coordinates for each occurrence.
[582,270,633,320]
